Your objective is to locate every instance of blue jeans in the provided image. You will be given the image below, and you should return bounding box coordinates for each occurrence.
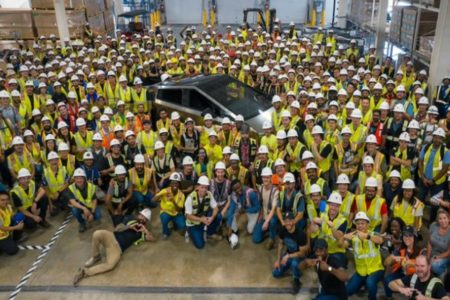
[272,256,302,279]
[252,217,278,243]
[187,213,222,249]
[384,270,404,297]
[431,257,450,276]
[160,212,186,236]
[313,292,342,300]
[71,206,101,225]
[133,191,157,208]
[346,270,384,300]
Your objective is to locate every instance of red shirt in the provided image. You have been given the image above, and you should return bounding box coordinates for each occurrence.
[351,197,388,216]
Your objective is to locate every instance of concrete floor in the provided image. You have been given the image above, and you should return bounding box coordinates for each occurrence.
[0,204,388,300]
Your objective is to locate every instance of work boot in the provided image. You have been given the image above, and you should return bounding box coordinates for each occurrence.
[79,223,87,233]
[73,268,85,286]
[84,255,102,268]
[291,278,301,295]
[208,234,223,241]
[39,220,51,228]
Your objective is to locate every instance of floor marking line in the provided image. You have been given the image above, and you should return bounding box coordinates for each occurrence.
[8,214,72,300]
[18,245,50,251]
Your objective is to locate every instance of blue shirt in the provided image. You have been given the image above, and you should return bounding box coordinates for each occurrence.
[277,190,305,213]
[227,187,260,226]
[419,145,450,180]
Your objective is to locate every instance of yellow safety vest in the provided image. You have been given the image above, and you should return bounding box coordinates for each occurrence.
[339,191,355,220]
[43,166,67,199]
[387,147,411,180]
[0,205,13,239]
[25,143,41,163]
[279,190,303,215]
[204,143,223,166]
[304,178,326,202]
[138,130,156,156]
[131,88,148,112]
[421,144,446,185]
[286,141,305,172]
[74,131,93,161]
[226,166,248,185]
[352,233,384,276]
[186,191,212,225]
[8,152,33,175]
[11,181,36,210]
[158,187,185,216]
[317,141,332,172]
[129,167,152,194]
[170,123,185,147]
[60,155,76,177]
[69,182,96,208]
[319,212,347,254]
[355,195,385,231]
[392,196,423,229]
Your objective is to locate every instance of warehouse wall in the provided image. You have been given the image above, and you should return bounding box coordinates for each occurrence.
[271,0,307,24]
[0,0,30,8]
[165,0,203,24]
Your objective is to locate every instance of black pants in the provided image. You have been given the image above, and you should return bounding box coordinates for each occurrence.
[24,196,49,228]
[109,198,138,226]
[0,232,21,255]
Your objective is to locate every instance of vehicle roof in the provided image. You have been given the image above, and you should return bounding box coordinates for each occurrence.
[152,74,230,88]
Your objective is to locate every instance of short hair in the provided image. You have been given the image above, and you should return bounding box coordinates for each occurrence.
[436,208,449,220]
[230,179,241,189]
[0,191,10,198]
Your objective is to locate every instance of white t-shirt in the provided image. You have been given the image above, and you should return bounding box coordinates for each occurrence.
[185,191,217,216]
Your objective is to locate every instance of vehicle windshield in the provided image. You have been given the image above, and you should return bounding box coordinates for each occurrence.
[197,76,272,119]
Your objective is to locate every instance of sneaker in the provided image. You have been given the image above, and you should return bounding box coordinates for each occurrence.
[265,239,275,250]
[208,234,223,241]
[79,223,87,233]
[39,220,51,228]
[84,255,101,268]
[73,267,85,286]
[291,278,301,295]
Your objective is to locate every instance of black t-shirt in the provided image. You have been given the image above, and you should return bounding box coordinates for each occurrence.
[401,275,447,300]
[278,227,307,254]
[114,217,143,252]
[317,255,348,300]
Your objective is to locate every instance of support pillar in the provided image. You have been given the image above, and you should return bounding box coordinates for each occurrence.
[336,0,347,28]
[429,0,450,91]
[53,0,70,46]
[375,0,388,57]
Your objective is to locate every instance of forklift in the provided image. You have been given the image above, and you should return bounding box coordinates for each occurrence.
[243,8,277,34]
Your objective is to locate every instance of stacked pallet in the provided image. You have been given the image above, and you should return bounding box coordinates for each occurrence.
[389,6,402,43]
[0,8,34,40]
[349,0,378,28]
[400,7,416,50]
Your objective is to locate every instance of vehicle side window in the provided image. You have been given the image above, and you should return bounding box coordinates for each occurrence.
[188,90,210,111]
[157,89,182,105]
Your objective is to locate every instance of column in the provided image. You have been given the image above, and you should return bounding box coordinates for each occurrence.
[375,0,388,57]
[336,0,347,28]
[429,0,450,90]
[53,0,70,46]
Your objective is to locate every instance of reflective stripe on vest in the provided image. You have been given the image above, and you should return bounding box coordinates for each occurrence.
[0,205,13,239]
[356,195,384,230]
[69,183,95,208]
[409,274,442,297]
[129,168,151,194]
[11,181,36,210]
[352,233,383,276]
[186,191,212,225]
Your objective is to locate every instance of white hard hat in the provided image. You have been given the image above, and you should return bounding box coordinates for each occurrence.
[134,154,145,164]
[110,139,121,147]
[58,142,69,151]
[230,153,240,161]
[302,150,313,160]
[276,130,287,139]
[83,151,94,160]
[283,172,295,183]
[125,130,135,138]
[341,126,352,135]
[169,172,181,181]
[290,101,300,109]
[433,128,446,137]
[310,184,321,194]
[171,111,180,120]
[287,129,298,138]
[23,130,34,137]
[154,141,165,150]
[203,113,213,121]
[396,85,406,92]
[47,151,59,161]
[93,133,103,141]
[258,145,269,154]
[274,158,286,167]
[183,156,194,166]
[222,146,232,155]
[261,167,273,177]
[197,175,210,186]
[74,168,86,177]
[117,100,125,107]
[389,170,401,178]
[363,156,375,165]
[311,125,324,135]
[17,168,32,179]
[139,208,152,221]
[114,125,124,132]
[100,115,110,122]
[399,132,410,142]
[57,121,68,130]
[306,162,318,170]
[380,102,390,110]
[328,192,342,205]
[365,177,378,188]
[115,164,127,175]
[262,121,272,130]
[336,174,350,184]
[208,131,218,137]
[281,110,291,118]
[222,117,231,125]
[350,108,362,119]
[354,211,370,222]
[76,117,86,127]
[214,161,226,170]
[32,109,42,117]
[393,104,405,113]
[365,134,378,144]
[235,114,244,122]
[272,95,281,103]
[11,136,24,146]
[159,128,169,135]
[402,178,415,189]
[408,120,420,130]
[45,134,55,141]
[229,233,239,249]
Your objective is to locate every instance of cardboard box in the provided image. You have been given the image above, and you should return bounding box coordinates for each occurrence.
[0,9,34,39]
[85,0,105,17]
[33,9,86,38]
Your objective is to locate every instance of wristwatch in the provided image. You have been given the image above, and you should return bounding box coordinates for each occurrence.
[328,266,333,272]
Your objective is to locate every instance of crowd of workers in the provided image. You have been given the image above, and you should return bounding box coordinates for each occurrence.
[0,20,449,299]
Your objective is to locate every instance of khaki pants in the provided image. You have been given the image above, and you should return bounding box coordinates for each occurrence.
[84,230,122,276]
